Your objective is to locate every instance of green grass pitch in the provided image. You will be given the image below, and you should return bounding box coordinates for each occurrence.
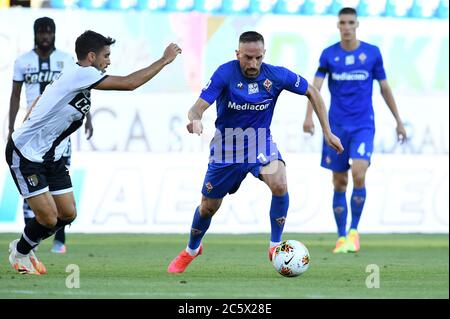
[0,233,448,299]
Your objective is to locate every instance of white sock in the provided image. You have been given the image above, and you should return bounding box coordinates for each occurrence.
[186,245,200,256]
[270,241,281,248]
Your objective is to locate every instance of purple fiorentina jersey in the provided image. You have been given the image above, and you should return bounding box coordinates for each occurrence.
[316,41,386,128]
[200,60,308,162]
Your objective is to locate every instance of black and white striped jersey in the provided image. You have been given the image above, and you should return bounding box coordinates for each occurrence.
[12,64,107,163]
[13,49,75,108]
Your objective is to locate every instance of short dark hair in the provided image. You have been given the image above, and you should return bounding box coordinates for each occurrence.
[75,30,116,60]
[338,7,357,16]
[34,17,55,34]
[239,31,264,45]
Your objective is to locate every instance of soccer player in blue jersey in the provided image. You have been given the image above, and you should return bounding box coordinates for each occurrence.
[167,31,344,273]
[303,7,407,253]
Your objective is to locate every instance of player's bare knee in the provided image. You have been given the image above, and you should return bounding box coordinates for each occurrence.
[199,204,217,218]
[333,175,348,191]
[36,212,58,228]
[270,181,287,196]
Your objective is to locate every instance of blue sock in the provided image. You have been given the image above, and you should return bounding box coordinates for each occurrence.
[188,206,211,250]
[333,191,348,237]
[350,188,366,230]
[269,193,289,243]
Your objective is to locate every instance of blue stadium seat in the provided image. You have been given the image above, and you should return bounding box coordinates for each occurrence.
[135,0,167,11]
[193,0,222,14]
[221,0,250,15]
[107,0,137,10]
[435,0,449,18]
[301,0,317,15]
[273,0,302,15]
[357,0,370,16]
[165,0,195,12]
[328,0,343,15]
[408,0,424,18]
[248,0,277,15]
[50,0,79,8]
[78,0,108,9]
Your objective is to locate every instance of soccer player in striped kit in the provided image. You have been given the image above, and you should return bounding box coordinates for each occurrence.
[7,30,181,274]
[8,17,94,254]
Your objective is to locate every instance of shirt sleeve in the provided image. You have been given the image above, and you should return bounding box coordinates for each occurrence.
[282,68,309,95]
[12,59,24,82]
[315,50,328,78]
[199,66,227,104]
[373,47,387,81]
[74,66,108,91]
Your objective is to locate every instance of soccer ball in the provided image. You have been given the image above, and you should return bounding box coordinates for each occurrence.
[272,240,310,277]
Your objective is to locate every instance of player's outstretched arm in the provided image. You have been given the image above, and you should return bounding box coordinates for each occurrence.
[94,43,182,91]
[8,81,23,140]
[186,98,211,135]
[84,112,94,140]
[305,84,344,154]
[303,76,325,135]
[379,79,407,143]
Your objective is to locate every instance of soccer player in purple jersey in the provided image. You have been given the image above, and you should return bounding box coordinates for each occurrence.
[303,8,407,253]
[168,31,343,273]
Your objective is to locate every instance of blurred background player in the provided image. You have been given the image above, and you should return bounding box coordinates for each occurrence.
[167,31,343,274]
[303,7,407,253]
[8,17,94,254]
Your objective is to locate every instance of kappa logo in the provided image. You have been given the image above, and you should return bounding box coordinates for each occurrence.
[237,82,243,89]
[248,83,259,94]
[26,175,39,187]
[276,217,286,226]
[334,206,345,214]
[191,228,202,236]
[325,156,332,165]
[263,79,272,92]
[205,182,213,193]
[203,79,211,91]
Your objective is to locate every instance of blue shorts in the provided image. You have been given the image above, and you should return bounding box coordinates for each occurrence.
[201,152,284,199]
[321,125,375,172]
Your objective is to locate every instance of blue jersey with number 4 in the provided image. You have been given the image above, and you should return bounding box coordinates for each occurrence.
[316,41,386,128]
[200,60,308,163]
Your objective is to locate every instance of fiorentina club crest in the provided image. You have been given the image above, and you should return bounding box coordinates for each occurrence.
[263,79,272,92]
[205,182,213,193]
[275,217,286,226]
[191,228,202,236]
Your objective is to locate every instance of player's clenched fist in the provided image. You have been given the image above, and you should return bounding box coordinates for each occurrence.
[162,43,182,65]
[186,120,203,135]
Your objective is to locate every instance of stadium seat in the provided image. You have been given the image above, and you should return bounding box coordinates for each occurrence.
[78,0,108,9]
[107,0,137,10]
[135,0,166,11]
[166,0,195,12]
[248,0,277,15]
[273,0,303,15]
[221,0,250,15]
[193,0,222,13]
[435,0,449,19]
